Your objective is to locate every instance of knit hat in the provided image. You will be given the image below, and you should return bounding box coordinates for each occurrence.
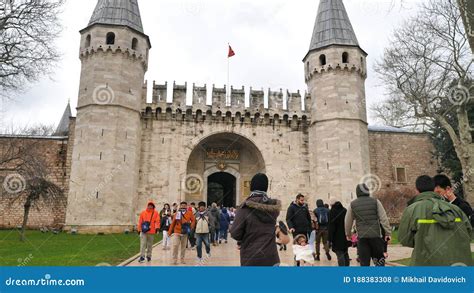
[250,173,269,192]
[356,184,370,197]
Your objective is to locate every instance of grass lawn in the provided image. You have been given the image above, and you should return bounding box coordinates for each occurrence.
[393,252,474,266]
[0,230,161,266]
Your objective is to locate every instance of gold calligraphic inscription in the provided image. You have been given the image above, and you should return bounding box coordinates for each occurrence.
[206,149,240,160]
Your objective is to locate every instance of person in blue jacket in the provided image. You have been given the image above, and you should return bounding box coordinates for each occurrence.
[219,207,231,243]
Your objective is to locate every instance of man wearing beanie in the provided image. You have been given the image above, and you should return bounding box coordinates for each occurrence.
[345,184,391,266]
[230,173,282,266]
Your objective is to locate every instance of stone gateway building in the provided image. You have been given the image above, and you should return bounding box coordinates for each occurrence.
[0,0,437,233]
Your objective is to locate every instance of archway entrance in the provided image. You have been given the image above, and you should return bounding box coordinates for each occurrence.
[186,132,266,205]
[207,172,236,207]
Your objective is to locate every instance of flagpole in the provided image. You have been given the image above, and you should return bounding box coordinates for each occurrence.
[227,44,230,106]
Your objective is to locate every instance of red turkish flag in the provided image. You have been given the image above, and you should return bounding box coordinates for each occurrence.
[228,45,236,58]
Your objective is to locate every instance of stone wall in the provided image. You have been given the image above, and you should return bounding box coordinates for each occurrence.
[0,132,72,229]
[368,130,437,196]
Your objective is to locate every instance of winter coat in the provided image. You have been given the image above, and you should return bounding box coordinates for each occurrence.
[168,209,196,235]
[286,202,312,235]
[328,202,351,252]
[219,208,231,231]
[160,215,172,232]
[314,199,330,229]
[137,201,161,234]
[194,211,210,234]
[399,192,473,266]
[209,207,221,231]
[345,193,391,239]
[230,192,281,266]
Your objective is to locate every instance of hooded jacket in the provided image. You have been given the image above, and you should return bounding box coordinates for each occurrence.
[138,201,161,234]
[399,192,472,266]
[209,206,221,230]
[219,208,230,231]
[328,202,351,251]
[314,199,330,228]
[230,192,281,266]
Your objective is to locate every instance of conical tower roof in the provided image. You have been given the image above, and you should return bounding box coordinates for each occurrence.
[54,102,72,136]
[308,0,360,51]
[88,0,144,33]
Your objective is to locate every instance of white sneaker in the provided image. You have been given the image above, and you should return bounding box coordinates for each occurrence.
[206,253,211,259]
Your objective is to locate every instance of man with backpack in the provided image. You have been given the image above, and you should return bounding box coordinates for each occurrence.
[194,201,211,264]
[314,199,331,261]
[168,202,196,265]
[137,201,160,263]
[399,175,472,266]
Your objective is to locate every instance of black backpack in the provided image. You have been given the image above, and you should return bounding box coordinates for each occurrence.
[315,208,329,226]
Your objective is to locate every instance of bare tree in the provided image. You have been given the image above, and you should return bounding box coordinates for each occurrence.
[1,126,64,241]
[375,0,474,205]
[0,0,64,99]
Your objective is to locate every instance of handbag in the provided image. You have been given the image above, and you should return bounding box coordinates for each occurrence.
[141,211,155,233]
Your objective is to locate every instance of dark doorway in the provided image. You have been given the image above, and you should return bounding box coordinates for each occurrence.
[207,172,236,208]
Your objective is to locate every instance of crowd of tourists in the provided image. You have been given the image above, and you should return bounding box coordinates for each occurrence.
[137,199,235,264]
[137,173,473,267]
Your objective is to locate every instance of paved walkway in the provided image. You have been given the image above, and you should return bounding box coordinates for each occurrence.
[126,237,415,267]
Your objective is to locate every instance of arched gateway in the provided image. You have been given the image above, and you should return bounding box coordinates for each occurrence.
[186,132,266,207]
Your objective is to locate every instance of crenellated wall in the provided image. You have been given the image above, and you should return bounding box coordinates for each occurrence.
[144,81,312,127]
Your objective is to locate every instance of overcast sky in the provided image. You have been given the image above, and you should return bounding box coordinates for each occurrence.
[0,0,423,131]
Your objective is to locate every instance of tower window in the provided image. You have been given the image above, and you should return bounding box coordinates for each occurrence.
[85,34,91,47]
[342,52,349,63]
[306,61,310,74]
[319,54,327,66]
[132,38,138,50]
[106,32,115,45]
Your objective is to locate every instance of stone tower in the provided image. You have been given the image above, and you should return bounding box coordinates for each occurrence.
[304,0,370,206]
[65,0,151,233]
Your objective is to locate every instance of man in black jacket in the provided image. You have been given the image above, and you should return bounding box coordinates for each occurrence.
[434,174,474,227]
[286,194,312,240]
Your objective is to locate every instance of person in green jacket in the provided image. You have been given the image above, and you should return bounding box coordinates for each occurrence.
[399,175,473,266]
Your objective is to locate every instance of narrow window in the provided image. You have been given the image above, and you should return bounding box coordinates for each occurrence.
[100,152,102,160]
[106,32,115,45]
[342,52,349,63]
[319,54,327,66]
[395,167,407,183]
[132,38,138,50]
[85,34,91,47]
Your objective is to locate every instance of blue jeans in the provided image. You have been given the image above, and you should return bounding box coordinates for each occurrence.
[219,229,228,240]
[195,233,211,259]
